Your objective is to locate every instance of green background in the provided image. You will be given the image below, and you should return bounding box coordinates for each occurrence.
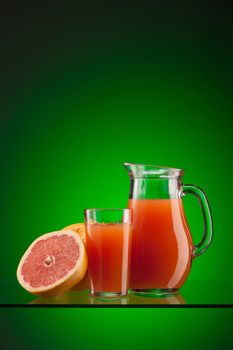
[1,1,233,349]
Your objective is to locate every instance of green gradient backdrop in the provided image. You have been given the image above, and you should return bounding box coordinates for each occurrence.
[1,1,233,349]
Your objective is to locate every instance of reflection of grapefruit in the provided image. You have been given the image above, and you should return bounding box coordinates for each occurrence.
[62,223,90,291]
[17,230,87,296]
[62,223,86,244]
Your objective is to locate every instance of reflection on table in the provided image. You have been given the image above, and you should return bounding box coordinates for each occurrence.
[1,280,233,305]
[29,290,186,305]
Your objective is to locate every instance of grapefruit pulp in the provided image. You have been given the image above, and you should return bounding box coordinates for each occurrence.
[17,230,87,296]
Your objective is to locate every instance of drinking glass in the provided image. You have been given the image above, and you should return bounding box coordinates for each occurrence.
[84,208,132,297]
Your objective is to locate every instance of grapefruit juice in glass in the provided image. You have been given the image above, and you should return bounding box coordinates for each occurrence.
[84,209,132,297]
[124,163,213,296]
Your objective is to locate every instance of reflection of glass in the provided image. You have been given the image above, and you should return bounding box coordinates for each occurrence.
[90,296,129,305]
[29,290,185,305]
[124,163,213,296]
[84,208,132,298]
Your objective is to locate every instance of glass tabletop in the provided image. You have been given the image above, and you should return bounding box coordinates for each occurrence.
[1,279,233,306]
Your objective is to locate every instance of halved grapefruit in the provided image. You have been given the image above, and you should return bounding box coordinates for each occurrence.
[17,230,87,296]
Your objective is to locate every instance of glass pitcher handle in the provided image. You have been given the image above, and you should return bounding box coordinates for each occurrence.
[182,184,213,258]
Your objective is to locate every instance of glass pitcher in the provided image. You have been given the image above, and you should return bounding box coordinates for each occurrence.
[124,163,213,295]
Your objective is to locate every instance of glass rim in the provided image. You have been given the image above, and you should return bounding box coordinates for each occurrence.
[84,208,132,213]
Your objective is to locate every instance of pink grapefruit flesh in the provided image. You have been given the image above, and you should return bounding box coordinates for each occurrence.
[17,230,87,296]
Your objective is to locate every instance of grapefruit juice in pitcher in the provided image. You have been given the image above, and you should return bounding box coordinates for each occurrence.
[124,163,213,295]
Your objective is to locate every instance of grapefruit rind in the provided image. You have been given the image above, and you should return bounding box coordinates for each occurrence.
[16,230,87,296]
[61,223,86,245]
